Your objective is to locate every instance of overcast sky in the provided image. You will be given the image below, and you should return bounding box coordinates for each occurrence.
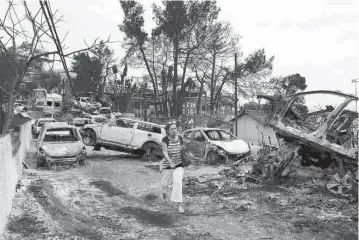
[2,0,358,95]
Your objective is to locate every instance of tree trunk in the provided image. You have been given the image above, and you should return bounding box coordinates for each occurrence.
[139,46,158,117]
[196,81,204,114]
[209,54,216,114]
[178,52,191,116]
[172,40,179,117]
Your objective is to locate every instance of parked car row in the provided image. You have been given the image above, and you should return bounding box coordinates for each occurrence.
[31,109,252,168]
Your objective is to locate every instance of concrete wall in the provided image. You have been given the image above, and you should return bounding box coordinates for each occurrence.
[234,115,279,147]
[0,121,31,234]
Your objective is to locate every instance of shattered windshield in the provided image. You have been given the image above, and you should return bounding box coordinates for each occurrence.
[282,93,346,133]
[43,128,79,142]
[204,130,236,141]
[94,117,107,123]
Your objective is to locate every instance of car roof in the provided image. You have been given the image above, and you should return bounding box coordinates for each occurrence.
[184,128,224,132]
[45,122,75,129]
[116,117,164,127]
[38,118,55,121]
[72,117,90,120]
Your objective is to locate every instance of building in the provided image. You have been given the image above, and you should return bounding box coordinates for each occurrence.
[231,109,278,147]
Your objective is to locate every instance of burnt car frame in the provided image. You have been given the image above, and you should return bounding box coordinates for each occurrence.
[182,128,251,165]
[258,90,358,197]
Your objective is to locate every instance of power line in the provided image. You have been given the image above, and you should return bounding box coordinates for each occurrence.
[39,0,79,105]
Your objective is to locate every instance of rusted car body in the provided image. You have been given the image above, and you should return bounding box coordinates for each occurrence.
[36,122,87,167]
[182,128,251,164]
[258,90,358,196]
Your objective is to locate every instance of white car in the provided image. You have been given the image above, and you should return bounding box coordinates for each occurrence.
[182,128,251,164]
[32,118,56,136]
[74,97,96,110]
[80,117,166,158]
[36,122,87,167]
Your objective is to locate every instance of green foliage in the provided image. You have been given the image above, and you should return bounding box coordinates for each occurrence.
[269,73,307,95]
[71,52,102,94]
[34,70,62,92]
[119,0,147,46]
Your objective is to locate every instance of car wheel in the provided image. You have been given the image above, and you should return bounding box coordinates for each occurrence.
[206,151,220,165]
[83,130,96,146]
[142,142,162,159]
[79,156,87,165]
[93,144,102,151]
[36,157,45,168]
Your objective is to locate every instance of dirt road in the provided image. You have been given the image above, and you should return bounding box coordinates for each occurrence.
[1,138,358,240]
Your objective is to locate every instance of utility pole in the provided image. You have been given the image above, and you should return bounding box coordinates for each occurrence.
[234,53,238,137]
[352,78,359,112]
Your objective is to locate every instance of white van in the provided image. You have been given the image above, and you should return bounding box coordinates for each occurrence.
[43,93,62,115]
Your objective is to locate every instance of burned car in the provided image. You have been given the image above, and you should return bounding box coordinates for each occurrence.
[37,122,87,167]
[182,128,251,165]
[257,90,358,197]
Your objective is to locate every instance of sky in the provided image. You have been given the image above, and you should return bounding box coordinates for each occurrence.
[1,0,358,96]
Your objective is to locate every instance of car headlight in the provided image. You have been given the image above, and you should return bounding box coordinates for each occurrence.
[216,148,227,156]
[81,146,87,155]
[38,147,46,156]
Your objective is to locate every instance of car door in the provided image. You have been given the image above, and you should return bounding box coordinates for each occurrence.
[131,123,162,148]
[100,119,135,145]
[189,130,207,158]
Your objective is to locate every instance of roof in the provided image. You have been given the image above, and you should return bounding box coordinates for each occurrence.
[231,109,271,124]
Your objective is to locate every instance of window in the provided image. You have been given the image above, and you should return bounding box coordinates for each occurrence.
[193,131,205,142]
[326,100,358,150]
[93,117,106,123]
[116,119,135,129]
[43,128,78,142]
[137,123,162,134]
[54,102,61,107]
[204,130,236,141]
[46,101,53,106]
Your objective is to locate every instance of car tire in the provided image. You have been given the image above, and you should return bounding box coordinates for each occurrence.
[141,142,162,159]
[79,156,87,165]
[36,157,45,168]
[82,130,96,146]
[206,151,220,165]
[93,144,102,151]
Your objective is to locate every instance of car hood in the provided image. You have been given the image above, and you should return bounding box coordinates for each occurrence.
[42,142,83,157]
[211,139,250,154]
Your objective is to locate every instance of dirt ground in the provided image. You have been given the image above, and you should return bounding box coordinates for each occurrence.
[1,137,358,240]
